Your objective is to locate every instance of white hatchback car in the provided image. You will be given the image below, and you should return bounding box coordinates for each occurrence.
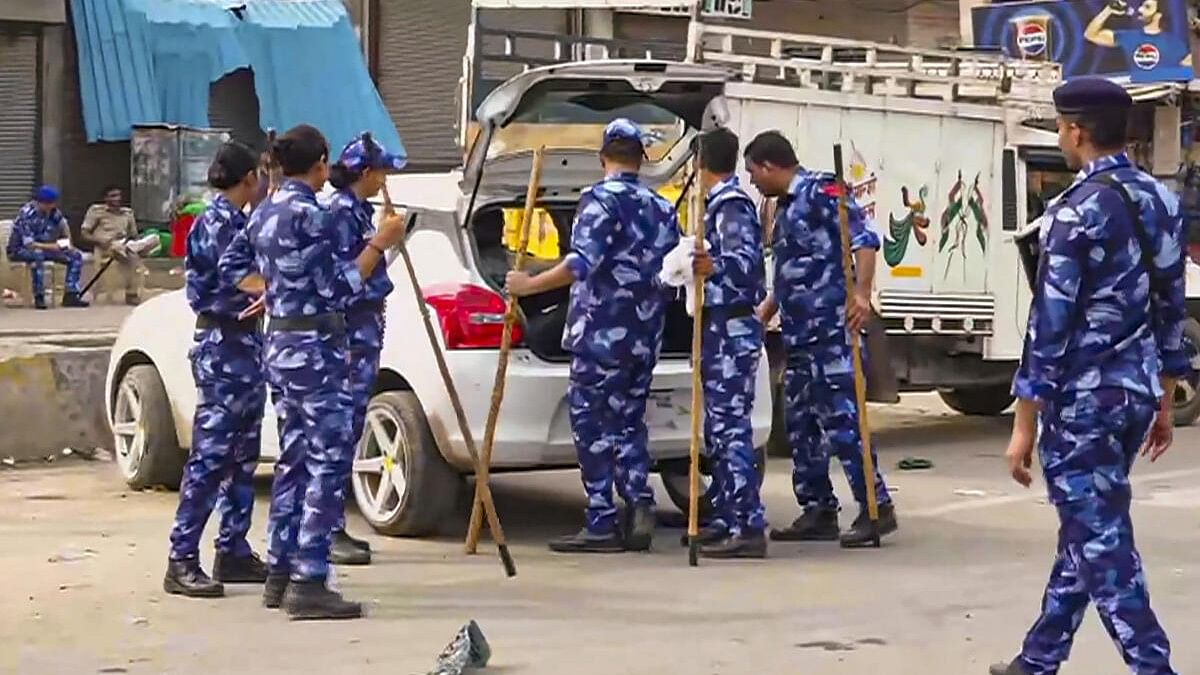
[105,60,773,537]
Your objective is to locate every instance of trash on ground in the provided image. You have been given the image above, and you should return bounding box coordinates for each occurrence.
[129,616,149,627]
[428,620,491,675]
[48,547,98,563]
[897,457,933,470]
[3,457,16,467]
[953,489,988,498]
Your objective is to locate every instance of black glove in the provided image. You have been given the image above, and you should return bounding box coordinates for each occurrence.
[1108,0,1129,13]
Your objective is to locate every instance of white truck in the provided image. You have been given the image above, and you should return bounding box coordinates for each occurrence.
[461,0,1200,427]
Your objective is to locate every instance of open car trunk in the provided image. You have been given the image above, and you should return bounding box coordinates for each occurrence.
[470,199,695,362]
[463,59,734,362]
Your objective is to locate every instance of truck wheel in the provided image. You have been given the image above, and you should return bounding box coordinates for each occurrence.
[1171,318,1200,427]
[938,385,1015,416]
[351,391,462,537]
[111,364,186,490]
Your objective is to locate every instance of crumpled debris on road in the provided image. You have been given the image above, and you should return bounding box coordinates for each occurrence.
[48,547,98,563]
[427,620,490,675]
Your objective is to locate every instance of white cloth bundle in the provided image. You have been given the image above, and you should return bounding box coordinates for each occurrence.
[658,235,710,317]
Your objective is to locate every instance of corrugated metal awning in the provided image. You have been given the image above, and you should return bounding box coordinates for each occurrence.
[1125,82,1185,103]
[69,0,403,158]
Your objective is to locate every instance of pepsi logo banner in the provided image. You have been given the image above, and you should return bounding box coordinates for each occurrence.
[972,0,1194,83]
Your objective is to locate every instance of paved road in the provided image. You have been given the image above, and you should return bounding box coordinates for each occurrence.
[2,400,1198,674]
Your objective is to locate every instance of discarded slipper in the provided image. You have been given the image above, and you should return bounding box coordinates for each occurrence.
[429,620,491,675]
[897,457,933,470]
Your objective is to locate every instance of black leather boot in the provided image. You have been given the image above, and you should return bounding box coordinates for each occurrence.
[163,559,224,598]
[281,579,363,620]
[336,528,371,552]
[623,504,655,552]
[34,295,47,310]
[989,658,1029,675]
[839,503,898,548]
[213,551,268,583]
[769,507,840,542]
[701,531,768,559]
[330,530,371,565]
[547,529,625,553]
[262,573,289,609]
[679,524,728,547]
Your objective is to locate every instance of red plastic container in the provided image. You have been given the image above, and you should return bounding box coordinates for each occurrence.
[171,214,196,258]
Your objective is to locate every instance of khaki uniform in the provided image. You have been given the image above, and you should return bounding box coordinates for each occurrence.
[81,204,142,298]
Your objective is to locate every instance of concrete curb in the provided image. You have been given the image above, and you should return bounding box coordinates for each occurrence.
[0,347,110,462]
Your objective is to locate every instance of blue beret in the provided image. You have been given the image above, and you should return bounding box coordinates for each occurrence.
[603,118,648,146]
[337,133,406,173]
[1053,77,1133,114]
[34,185,59,203]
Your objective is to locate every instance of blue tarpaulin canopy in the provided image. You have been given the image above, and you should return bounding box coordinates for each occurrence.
[69,0,405,160]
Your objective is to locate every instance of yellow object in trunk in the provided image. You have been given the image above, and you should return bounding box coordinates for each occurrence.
[501,185,687,260]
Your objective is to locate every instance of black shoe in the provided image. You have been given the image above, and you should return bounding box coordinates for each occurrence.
[62,292,89,308]
[163,559,224,598]
[547,529,626,554]
[839,503,898,548]
[624,504,655,552]
[330,530,371,566]
[125,294,140,306]
[281,579,363,620]
[988,658,1029,675]
[700,531,768,559]
[34,297,48,310]
[262,573,289,609]
[334,528,372,553]
[769,507,840,542]
[213,551,268,583]
[679,525,728,547]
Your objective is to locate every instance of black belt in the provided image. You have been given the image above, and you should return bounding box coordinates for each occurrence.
[346,300,384,316]
[704,303,755,322]
[196,313,262,333]
[267,313,346,334]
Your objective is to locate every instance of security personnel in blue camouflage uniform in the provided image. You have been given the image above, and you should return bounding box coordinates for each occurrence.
[745,131,898,549]
[220,124,407,620]
[164,141,268,598]
[506,118,680,553]
[688,128,768,559]
[321,132,406,566]
[6,186,89,309]
[991,77,1184,675]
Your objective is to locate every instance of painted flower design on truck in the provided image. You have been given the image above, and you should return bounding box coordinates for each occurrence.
[939,171,988,279]
[884,185,930,267]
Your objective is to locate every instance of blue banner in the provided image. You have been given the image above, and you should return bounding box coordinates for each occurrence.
[972,0,1194,83]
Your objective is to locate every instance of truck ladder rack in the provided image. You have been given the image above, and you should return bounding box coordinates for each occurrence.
[694,24,1061,105]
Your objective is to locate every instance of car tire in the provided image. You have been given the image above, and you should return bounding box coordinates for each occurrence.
[112,364,186,490]
[352,391,461,537]
[659,447,766,518]
[938,385,1015,416]
[1171,317,1200,427]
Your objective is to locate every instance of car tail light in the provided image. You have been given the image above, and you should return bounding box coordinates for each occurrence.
[1189,243,1200,265]
[422,283,523,350]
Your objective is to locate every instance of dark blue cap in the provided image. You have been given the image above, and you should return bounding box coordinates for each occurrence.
[34,185,59,203]
[1053,77,1133,115]
[337,132,407,173]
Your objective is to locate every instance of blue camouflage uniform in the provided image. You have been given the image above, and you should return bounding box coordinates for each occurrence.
[700,176,767,537]
[7,200,84,299]
[168,194,266,562]
[565,121,681,536]
[772,171,891,512]
[220,178,363,583]
[1011,143,1185,671]
[323,136,403,530]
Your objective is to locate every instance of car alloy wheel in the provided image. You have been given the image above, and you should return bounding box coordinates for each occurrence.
[112,378,147,481]
[352,405,411,526]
